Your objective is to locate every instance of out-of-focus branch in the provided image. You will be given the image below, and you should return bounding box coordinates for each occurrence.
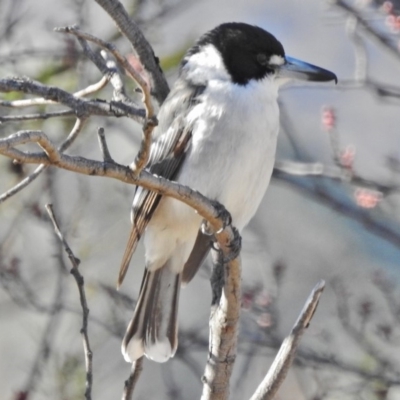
[274,160,399,194]
[332,279,398,374]
[273,168,400,250]
[346,15,368,82]
[331,0,400,63]
[0,117,87,203]
[45,203,93,400]
[93,0,170,105]
[250,280,325,400]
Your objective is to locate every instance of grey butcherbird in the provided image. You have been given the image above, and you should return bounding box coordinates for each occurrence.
[118,22,337,363]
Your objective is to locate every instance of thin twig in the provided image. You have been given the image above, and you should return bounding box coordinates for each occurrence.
[97,126,113,162]
[45,204,93,400]
[74,36,132,104]
[0,117,87,203]
[0,76,109,108]
[56,25,154,117]
[121,358,144,400]
[250,280,325,400]
[274,160,399,194]
[331,279,398,373]
[0,77,145,122]
[132,116,157,174]
[56,25,157,175]
[93,0,170,105]
[331,0,400,63]
[346,16,368,82]
[0,110,75,122]
[22,222,66,396]
[273,169,400,250]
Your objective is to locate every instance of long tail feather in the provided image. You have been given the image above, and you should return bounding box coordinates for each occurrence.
[122,263,181,363]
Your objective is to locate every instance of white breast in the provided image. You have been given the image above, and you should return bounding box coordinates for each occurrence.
[177,60,280,231]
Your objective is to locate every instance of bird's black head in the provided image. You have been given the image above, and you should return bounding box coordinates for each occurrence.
[186,22,285,86]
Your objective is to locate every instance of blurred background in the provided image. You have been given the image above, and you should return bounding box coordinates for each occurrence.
[1,0,400,399]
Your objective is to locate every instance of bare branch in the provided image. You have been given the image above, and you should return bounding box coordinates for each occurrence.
[0,75,109,108]
[346,16,368,82]
[132,116,157,174]
[250,280,325,400]
[0,110,75,122]
[97,126,113,162]
[274,160,399,194]
[56,25,154,118]
[332,0,400,63]
[56,25,157,175]
[0,129,236,240]
[93,0,170,104]
[0,118,87,203]
[121,358,144,400]
[273,169,400,250]
[74,74,110,97]
[45,203,93,400]
[201,238,242,400]
[0,164,46,202]
[0,77,145,122]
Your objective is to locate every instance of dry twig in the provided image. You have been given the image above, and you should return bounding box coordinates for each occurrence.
[93,0,170,105]
[0,77,145,121]
[0,117,87,203]
[122,358,144,400]
[45,203,93,400]
[250,280,325,400]
[57,25,158,174]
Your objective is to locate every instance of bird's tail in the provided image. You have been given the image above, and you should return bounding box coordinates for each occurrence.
[122,263,181,363]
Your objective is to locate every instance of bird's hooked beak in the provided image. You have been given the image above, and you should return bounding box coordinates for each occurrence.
[279,56,337,83]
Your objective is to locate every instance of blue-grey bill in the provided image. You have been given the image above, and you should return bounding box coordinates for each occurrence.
[281,56,337,83]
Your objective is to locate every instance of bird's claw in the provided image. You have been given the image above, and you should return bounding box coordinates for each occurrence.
[200,201,232,236]
[222,227,242,263]
[211,200,232,234]
[211,226,241,263]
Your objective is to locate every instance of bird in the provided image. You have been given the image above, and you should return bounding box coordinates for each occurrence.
[118,22,337,363]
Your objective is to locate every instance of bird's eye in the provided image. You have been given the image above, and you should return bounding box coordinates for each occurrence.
[257,53,269,66]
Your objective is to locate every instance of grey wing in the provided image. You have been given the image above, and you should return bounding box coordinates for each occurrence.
[118,80,206,287]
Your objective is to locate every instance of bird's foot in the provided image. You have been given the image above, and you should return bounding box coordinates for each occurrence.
[221,227,242,263]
